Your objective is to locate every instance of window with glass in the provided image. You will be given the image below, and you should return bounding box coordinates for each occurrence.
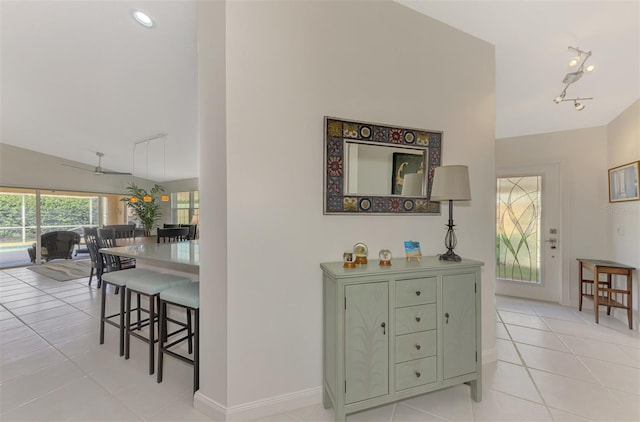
[171,191,199,225]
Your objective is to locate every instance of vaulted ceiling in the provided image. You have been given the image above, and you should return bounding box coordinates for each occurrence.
[2,1,638,181]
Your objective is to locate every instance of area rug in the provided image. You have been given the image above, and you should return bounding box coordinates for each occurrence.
[27,259,92,281]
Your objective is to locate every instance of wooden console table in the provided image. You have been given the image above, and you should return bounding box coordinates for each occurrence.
[577,258,635,329]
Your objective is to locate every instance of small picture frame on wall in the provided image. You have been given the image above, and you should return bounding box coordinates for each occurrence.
[609,161,640,203]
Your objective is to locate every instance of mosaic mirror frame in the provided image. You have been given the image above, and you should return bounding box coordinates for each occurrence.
[323,116,442,215]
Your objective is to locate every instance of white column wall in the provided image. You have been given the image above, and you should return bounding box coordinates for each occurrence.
[214,0,496,413]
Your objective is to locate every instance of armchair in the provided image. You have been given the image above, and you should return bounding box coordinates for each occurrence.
[27,231,81,263]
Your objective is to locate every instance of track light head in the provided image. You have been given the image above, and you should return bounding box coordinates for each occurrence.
[568,56,581,67]
[558,97,592,111]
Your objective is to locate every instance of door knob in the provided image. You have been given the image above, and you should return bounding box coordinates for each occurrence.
[445,312,449,324]
[381,322,386,335]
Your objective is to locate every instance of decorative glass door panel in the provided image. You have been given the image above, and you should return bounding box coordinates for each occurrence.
[496,176,542,284]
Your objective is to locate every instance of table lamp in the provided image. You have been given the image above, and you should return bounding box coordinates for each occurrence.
[430,165,471,262]
[401,173,423,196]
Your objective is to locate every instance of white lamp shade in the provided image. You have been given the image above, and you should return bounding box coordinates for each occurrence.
[401,173,423,196]
[430,165,471,201]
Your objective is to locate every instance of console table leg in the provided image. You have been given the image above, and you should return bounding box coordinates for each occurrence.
[606,274,612,315]
[594,268,599,324]
[578,263,584,311]
[627,273,633,330]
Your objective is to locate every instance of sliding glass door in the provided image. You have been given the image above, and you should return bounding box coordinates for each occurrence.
[0,187,127,268]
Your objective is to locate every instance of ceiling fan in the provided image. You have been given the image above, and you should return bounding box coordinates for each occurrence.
[63,152,132,176]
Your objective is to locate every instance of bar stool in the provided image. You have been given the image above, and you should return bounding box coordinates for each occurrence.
[125,272,191,374]
[157,282,200,393]
[100,267,156,356]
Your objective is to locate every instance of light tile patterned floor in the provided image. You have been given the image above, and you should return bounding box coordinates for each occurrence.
[1,267,639,421]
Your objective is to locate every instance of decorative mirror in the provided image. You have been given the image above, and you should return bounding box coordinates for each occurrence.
[324,116,442,214]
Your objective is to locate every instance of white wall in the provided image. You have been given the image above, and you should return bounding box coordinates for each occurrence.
[607,99,640,330]
[194,0,229,416]
[496,126,609,307]
[196,0,496,418]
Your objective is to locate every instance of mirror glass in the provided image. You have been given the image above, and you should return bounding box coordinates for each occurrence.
[324,117,442,214]
[344,142,425,196]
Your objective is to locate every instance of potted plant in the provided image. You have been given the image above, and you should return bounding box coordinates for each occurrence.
[122,183,165,236]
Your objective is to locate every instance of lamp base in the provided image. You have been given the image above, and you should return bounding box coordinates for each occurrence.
[439,250,462,262]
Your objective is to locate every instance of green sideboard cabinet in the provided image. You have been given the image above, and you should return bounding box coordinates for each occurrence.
[321,256,483,421]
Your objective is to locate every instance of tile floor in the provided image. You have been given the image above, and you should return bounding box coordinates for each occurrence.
[1,266,639,421]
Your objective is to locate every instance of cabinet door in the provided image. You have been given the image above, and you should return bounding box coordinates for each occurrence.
[442,273,477,379]
[345,282,389,404]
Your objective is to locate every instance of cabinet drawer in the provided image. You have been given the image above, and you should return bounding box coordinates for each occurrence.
[396,304,436,335]
[395,330,436,363]
[396,277,436,307]
[395,356,436,391]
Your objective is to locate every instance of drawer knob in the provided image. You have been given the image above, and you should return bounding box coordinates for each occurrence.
[415,371,421,378]
[415,344,421,350]
[415,291,421,296]
[415,317,421,323]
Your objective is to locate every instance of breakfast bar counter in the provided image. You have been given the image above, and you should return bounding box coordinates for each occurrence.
[100,240,199,275]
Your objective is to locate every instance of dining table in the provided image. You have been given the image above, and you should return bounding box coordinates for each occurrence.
[99,237,199,278]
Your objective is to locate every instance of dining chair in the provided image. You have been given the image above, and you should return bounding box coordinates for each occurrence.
[180,224,197,240]
[83,227,103,288]
[157,227,189,243]
[98,228,136,270]
[102,224,137,240]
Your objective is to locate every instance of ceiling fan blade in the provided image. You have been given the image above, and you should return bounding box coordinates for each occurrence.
[62,163,93,172]
[102,170,133,175]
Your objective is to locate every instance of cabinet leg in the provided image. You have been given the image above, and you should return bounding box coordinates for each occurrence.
[322,387,332,409]
[470,379,482,402]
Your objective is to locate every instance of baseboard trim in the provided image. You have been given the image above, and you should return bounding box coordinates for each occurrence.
[193,392,227,421]
[194,386,323,421]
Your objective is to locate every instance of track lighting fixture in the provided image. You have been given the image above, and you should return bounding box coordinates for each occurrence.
[559,97,593,111]
[553,46,594,110]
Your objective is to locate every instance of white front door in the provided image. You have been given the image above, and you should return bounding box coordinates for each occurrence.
[496,164,562,303]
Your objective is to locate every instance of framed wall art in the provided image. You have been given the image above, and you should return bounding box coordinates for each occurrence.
[323,116,442,215]
[391,152,424,195]
[609,160,640,203]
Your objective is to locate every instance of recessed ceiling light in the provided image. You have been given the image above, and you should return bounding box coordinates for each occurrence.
[131,9,154,28]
